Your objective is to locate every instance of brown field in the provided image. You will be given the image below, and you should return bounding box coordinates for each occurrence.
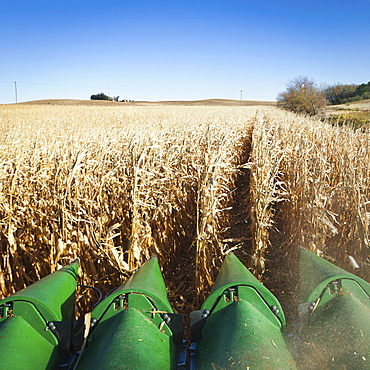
[0,102,369,322]
[19,98,277,107]
[327,98,370,112]
[326,99,370,128]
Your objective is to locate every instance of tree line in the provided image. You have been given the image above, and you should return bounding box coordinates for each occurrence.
[325,81,370,105]
[278,77,370,116]
[90,92,134,102]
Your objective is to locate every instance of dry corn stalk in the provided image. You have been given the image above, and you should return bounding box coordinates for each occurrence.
[1,103,369,313]
[0,104,255,311]
[248,108,370,282]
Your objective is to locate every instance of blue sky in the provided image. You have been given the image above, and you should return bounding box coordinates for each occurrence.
[1,0,369,103]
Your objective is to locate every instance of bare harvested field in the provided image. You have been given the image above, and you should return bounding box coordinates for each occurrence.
[328,98,370,112]
[0,103,369,320]
[19,98,277,107]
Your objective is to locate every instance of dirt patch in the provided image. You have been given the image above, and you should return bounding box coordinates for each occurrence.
[223,136,255,268]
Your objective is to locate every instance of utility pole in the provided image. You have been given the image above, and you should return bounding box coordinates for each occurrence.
[240,90,243,106]
[14,81,18,104]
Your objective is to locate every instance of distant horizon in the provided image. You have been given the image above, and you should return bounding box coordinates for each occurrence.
[15,96,278,103]
[4,97,278,107]
[1,1,369,104]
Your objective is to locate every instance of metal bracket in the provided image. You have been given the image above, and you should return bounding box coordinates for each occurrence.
[0,303,12,320]
[163,313,184,345]
[47,321,73,350]
[176,340,188,369]
[328,279,342,294]
[190,310,209,342]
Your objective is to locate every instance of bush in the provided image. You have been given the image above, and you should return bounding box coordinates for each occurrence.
[325,82,370,105]
[348,95,362,102]
[90,93,112,101]
[277,76,327,116]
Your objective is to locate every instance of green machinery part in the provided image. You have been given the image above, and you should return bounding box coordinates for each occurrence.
[75,256,183,370]
[190,253,297,370]
[0,261,79,370]
[7,249,369,369]
[298,247,370,369]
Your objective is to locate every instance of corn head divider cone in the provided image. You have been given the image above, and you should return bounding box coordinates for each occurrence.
[296,247,370,369]
[190,253,297,369]
[0,261,79,370]
[75,256,183,370]
[2,250,370,369]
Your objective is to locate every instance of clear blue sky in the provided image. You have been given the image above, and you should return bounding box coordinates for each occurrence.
[1,0,369,103]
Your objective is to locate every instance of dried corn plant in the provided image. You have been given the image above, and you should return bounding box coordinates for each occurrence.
[194,118,254,304]
[248,108,370,284]
[247,113,287,279]
[0,104,255,311]
[281,115,369,274]
[2,103,368,315]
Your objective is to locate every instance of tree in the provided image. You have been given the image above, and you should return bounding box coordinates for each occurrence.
[90,92,112,101]
[356,81,370,96]
[277,76,327,116]
[324,83,357,105]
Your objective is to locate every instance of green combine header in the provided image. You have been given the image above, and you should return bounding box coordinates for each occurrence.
[190,253,296,369]
[296,247,370,369]
[75,256,182,370]
[0,261,79,369]
[1,249,369,369]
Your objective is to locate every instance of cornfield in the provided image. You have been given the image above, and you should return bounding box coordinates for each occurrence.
[0,104,369,318]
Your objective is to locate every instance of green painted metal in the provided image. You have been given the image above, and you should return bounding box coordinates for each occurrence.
[10,248,370,369]
[195,253,297,369]
[0,261,79,370]
[298,247,370,369]
[299,246,370,303]
[0,261,79,322]
[76,256,179,370]
[91,256,173,322]
[202,253,286,326]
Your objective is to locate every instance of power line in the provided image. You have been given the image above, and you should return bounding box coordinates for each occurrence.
[2,80,254,103]
[9,81,242,93]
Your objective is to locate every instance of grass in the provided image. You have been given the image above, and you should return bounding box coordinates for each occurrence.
[326,111,370,129]
[0,103,369,316]
[326,99,370,129]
